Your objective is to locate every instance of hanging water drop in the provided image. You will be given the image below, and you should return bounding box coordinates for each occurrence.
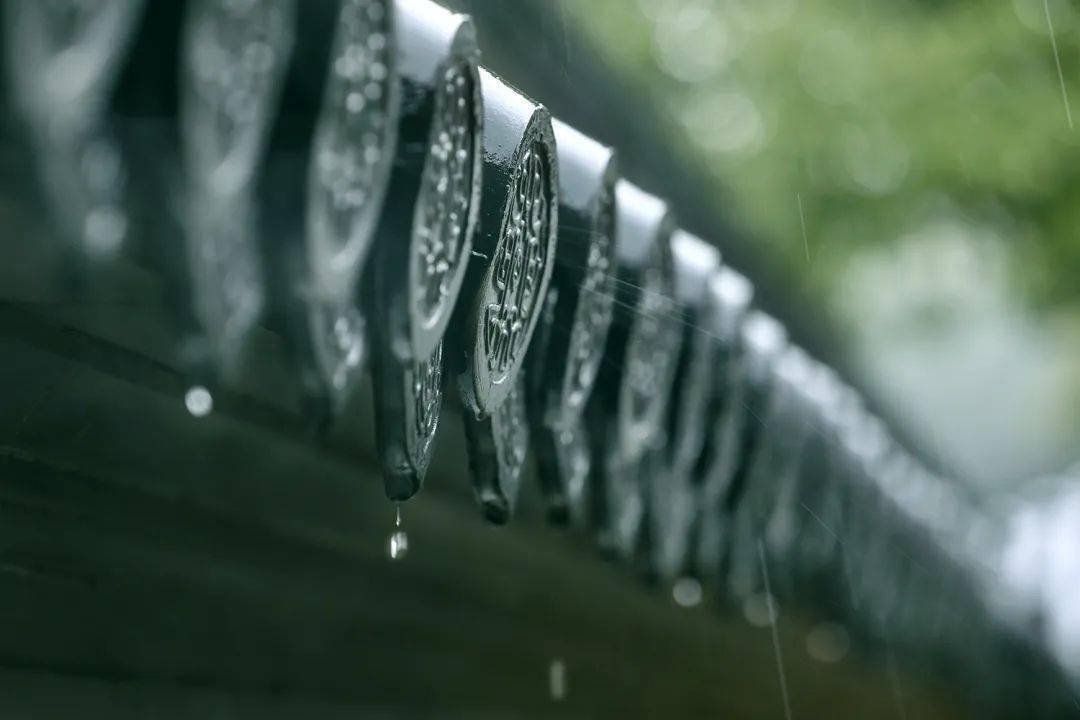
[388,503,408,560]
[387,530,408,560]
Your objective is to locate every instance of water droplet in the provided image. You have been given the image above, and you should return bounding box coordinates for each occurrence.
[388,504,408,560]
[388,530,408,560]
[185,386,213,417]
[672,577,703,608]
[548,658,567,701]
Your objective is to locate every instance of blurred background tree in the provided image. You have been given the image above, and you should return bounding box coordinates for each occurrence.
[556,0,1080,487]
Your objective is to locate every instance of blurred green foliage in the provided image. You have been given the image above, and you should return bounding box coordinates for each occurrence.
[560,0,1080,311]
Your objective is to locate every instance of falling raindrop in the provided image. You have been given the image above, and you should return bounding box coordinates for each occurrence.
[672,577,704,608]
[548,658,567,701]
[185,385,214,417]
[388,503,408,561]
